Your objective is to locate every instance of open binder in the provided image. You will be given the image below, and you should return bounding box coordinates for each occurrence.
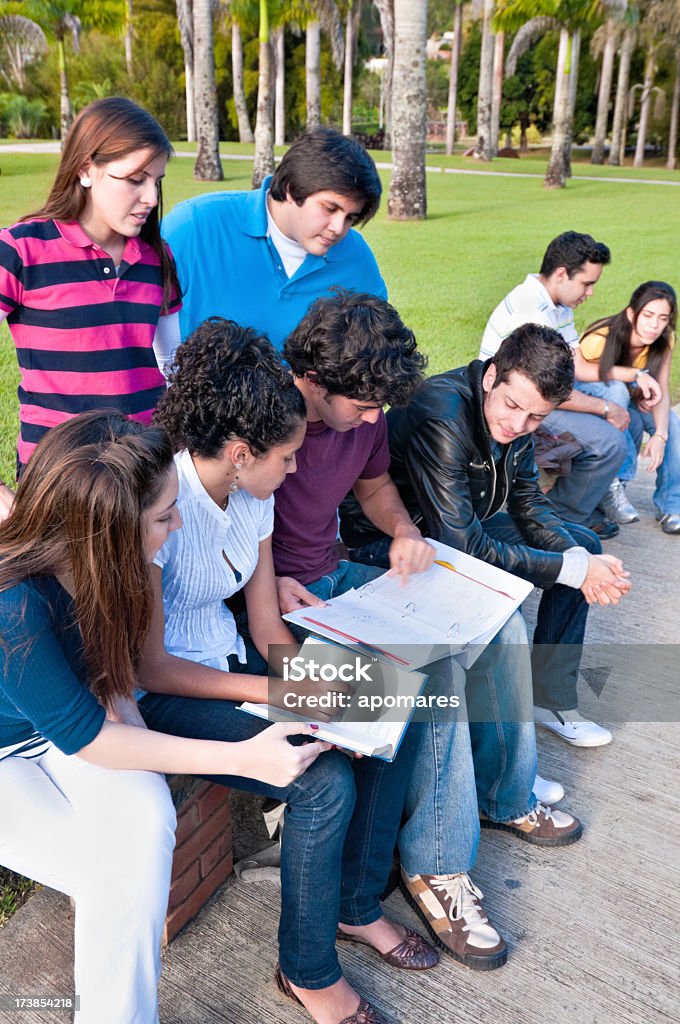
[283,539,534,670]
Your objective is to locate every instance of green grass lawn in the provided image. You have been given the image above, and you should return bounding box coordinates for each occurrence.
[1,145,679,477]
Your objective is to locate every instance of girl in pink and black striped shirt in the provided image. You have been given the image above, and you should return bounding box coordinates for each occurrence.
[0,97,182,492]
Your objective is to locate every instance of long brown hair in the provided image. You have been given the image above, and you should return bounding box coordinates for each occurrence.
[582,281,677,382]
[22,97,180,313]
[0,411,174,705]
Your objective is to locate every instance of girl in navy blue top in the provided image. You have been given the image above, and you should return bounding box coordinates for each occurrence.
[0,411,326,1024]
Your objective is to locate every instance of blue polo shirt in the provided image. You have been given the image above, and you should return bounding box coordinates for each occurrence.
[162,177,387,348]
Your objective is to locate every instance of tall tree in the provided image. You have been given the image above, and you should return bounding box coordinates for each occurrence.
[590,17,619,163]
[475,0,495,158]
[27,1,123,138]
[608,23,635,163]
[341,0,362,135]
[273,23,285,145]
[304,1,343,129]
[491,28,504,152]
[388,0,427,219]
[667,48,680,168]
[176,0,195,142]
[231,16,254,142]
[252,0,274,186]
[124,0,133,75]
[373,0,395,143]
[193,0,223,179]
[445,1,464,154]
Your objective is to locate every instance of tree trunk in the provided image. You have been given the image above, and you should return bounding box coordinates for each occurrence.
[633,48,655,168]
[474,0,494,160]
[373,0,394,148]
[519,110,529,152]
[388,0,427,220]
[667,50,680,170]
[306,19,321,128]
[562,28,580,179]
[185,63,196,142]
[125,0,134,76]
[544,27,570,189]
[232,21,253,144]
[273,25,285,146]
[252,1,274,188]
[491,30,504,157]
[591,20,616,164]
[57,37,72,139]
[445,3,463,156]
[193,0,223,180]
[609,27,634,166]
[342,6,353,136]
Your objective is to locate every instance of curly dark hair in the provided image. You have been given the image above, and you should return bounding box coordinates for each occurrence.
[540,231,611,279]
[283,291,427,408]
[491,323,574,405]
[154,318,306,457]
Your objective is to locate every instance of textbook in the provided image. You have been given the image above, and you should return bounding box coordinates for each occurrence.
[283,539,534,670]
[239,636,430,761]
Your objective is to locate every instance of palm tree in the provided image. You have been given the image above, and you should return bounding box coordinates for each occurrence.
[445,2,465,154]
[387,0,427,219]
[193,0,223,179]
[0,14,48,91]
[475,0,495,159]
[491,29,505,153]
[342,0,363,136]
[496,0,628,188]
[27,0,122,138]
[176,0,195,142]
[252,0,274,186]
[231,16,254,143]
[632,0,680,168]
[373,0,395,144]
[305,1,343,129]
[667,48,680,168]
[608,23,635,163]
[590,17,620,163]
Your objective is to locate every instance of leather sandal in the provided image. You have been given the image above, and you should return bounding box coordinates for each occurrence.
[274,965,390,1024]
[336,925,439,970]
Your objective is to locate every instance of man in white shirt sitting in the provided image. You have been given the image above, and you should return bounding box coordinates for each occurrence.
[480,231,638,539]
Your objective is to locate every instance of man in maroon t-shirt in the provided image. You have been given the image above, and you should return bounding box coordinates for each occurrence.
[268,291,582,971]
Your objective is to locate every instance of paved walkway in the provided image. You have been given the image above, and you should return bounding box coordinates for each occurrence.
[2,142,680,187]
[0,450,678,1023]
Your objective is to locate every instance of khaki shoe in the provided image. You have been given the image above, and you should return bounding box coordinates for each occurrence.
[399,870,507,970]
[480,802,583,847]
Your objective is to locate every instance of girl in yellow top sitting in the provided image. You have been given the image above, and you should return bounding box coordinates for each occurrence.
[575,280,679,534]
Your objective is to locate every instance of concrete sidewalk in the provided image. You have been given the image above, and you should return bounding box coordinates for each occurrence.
[0,458,678,1024]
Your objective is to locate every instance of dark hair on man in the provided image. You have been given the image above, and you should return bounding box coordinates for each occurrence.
[269,127,382,226]
[540,231,611,279]
[155,318,306,458]
[583,280,677,383]
[284,290,426,408]
[491,323,574,405]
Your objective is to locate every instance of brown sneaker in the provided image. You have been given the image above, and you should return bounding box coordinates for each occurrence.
[399,870,507,970]
[480,802,583,847]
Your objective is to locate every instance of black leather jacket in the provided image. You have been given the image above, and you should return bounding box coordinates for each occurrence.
[341,359,579,589]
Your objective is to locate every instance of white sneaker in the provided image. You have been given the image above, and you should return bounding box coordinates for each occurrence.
[533,774,564,804]
[534,707,612,747]
[600,479,639,524]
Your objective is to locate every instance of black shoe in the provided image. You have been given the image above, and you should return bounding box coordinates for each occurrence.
[588,517,619,539]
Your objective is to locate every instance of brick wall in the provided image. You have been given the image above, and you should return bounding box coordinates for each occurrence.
[163,781,233,944]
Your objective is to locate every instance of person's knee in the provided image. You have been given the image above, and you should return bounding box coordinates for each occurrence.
[605,381,631,408]
[288,749,356,825]
[493,609,529,646]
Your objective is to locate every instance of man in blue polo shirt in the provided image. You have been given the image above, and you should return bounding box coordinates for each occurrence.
[161,128,386,357]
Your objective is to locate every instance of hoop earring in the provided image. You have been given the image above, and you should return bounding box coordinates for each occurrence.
[80,176,92,188]
[229,461,243,495]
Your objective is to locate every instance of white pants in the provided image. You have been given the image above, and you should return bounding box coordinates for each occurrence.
[0,745,176,1024]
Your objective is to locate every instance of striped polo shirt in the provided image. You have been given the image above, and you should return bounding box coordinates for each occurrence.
[479,273,579,360]
[0,218,181,465]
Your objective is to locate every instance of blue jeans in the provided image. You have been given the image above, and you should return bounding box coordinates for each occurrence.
[540,406,627,523]
[302,561,538,874]
[351,523,598,713]
[139,677,417,989]
[577,380,680,514]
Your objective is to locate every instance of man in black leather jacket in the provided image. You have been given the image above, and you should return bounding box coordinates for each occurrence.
[342,324,632,748]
